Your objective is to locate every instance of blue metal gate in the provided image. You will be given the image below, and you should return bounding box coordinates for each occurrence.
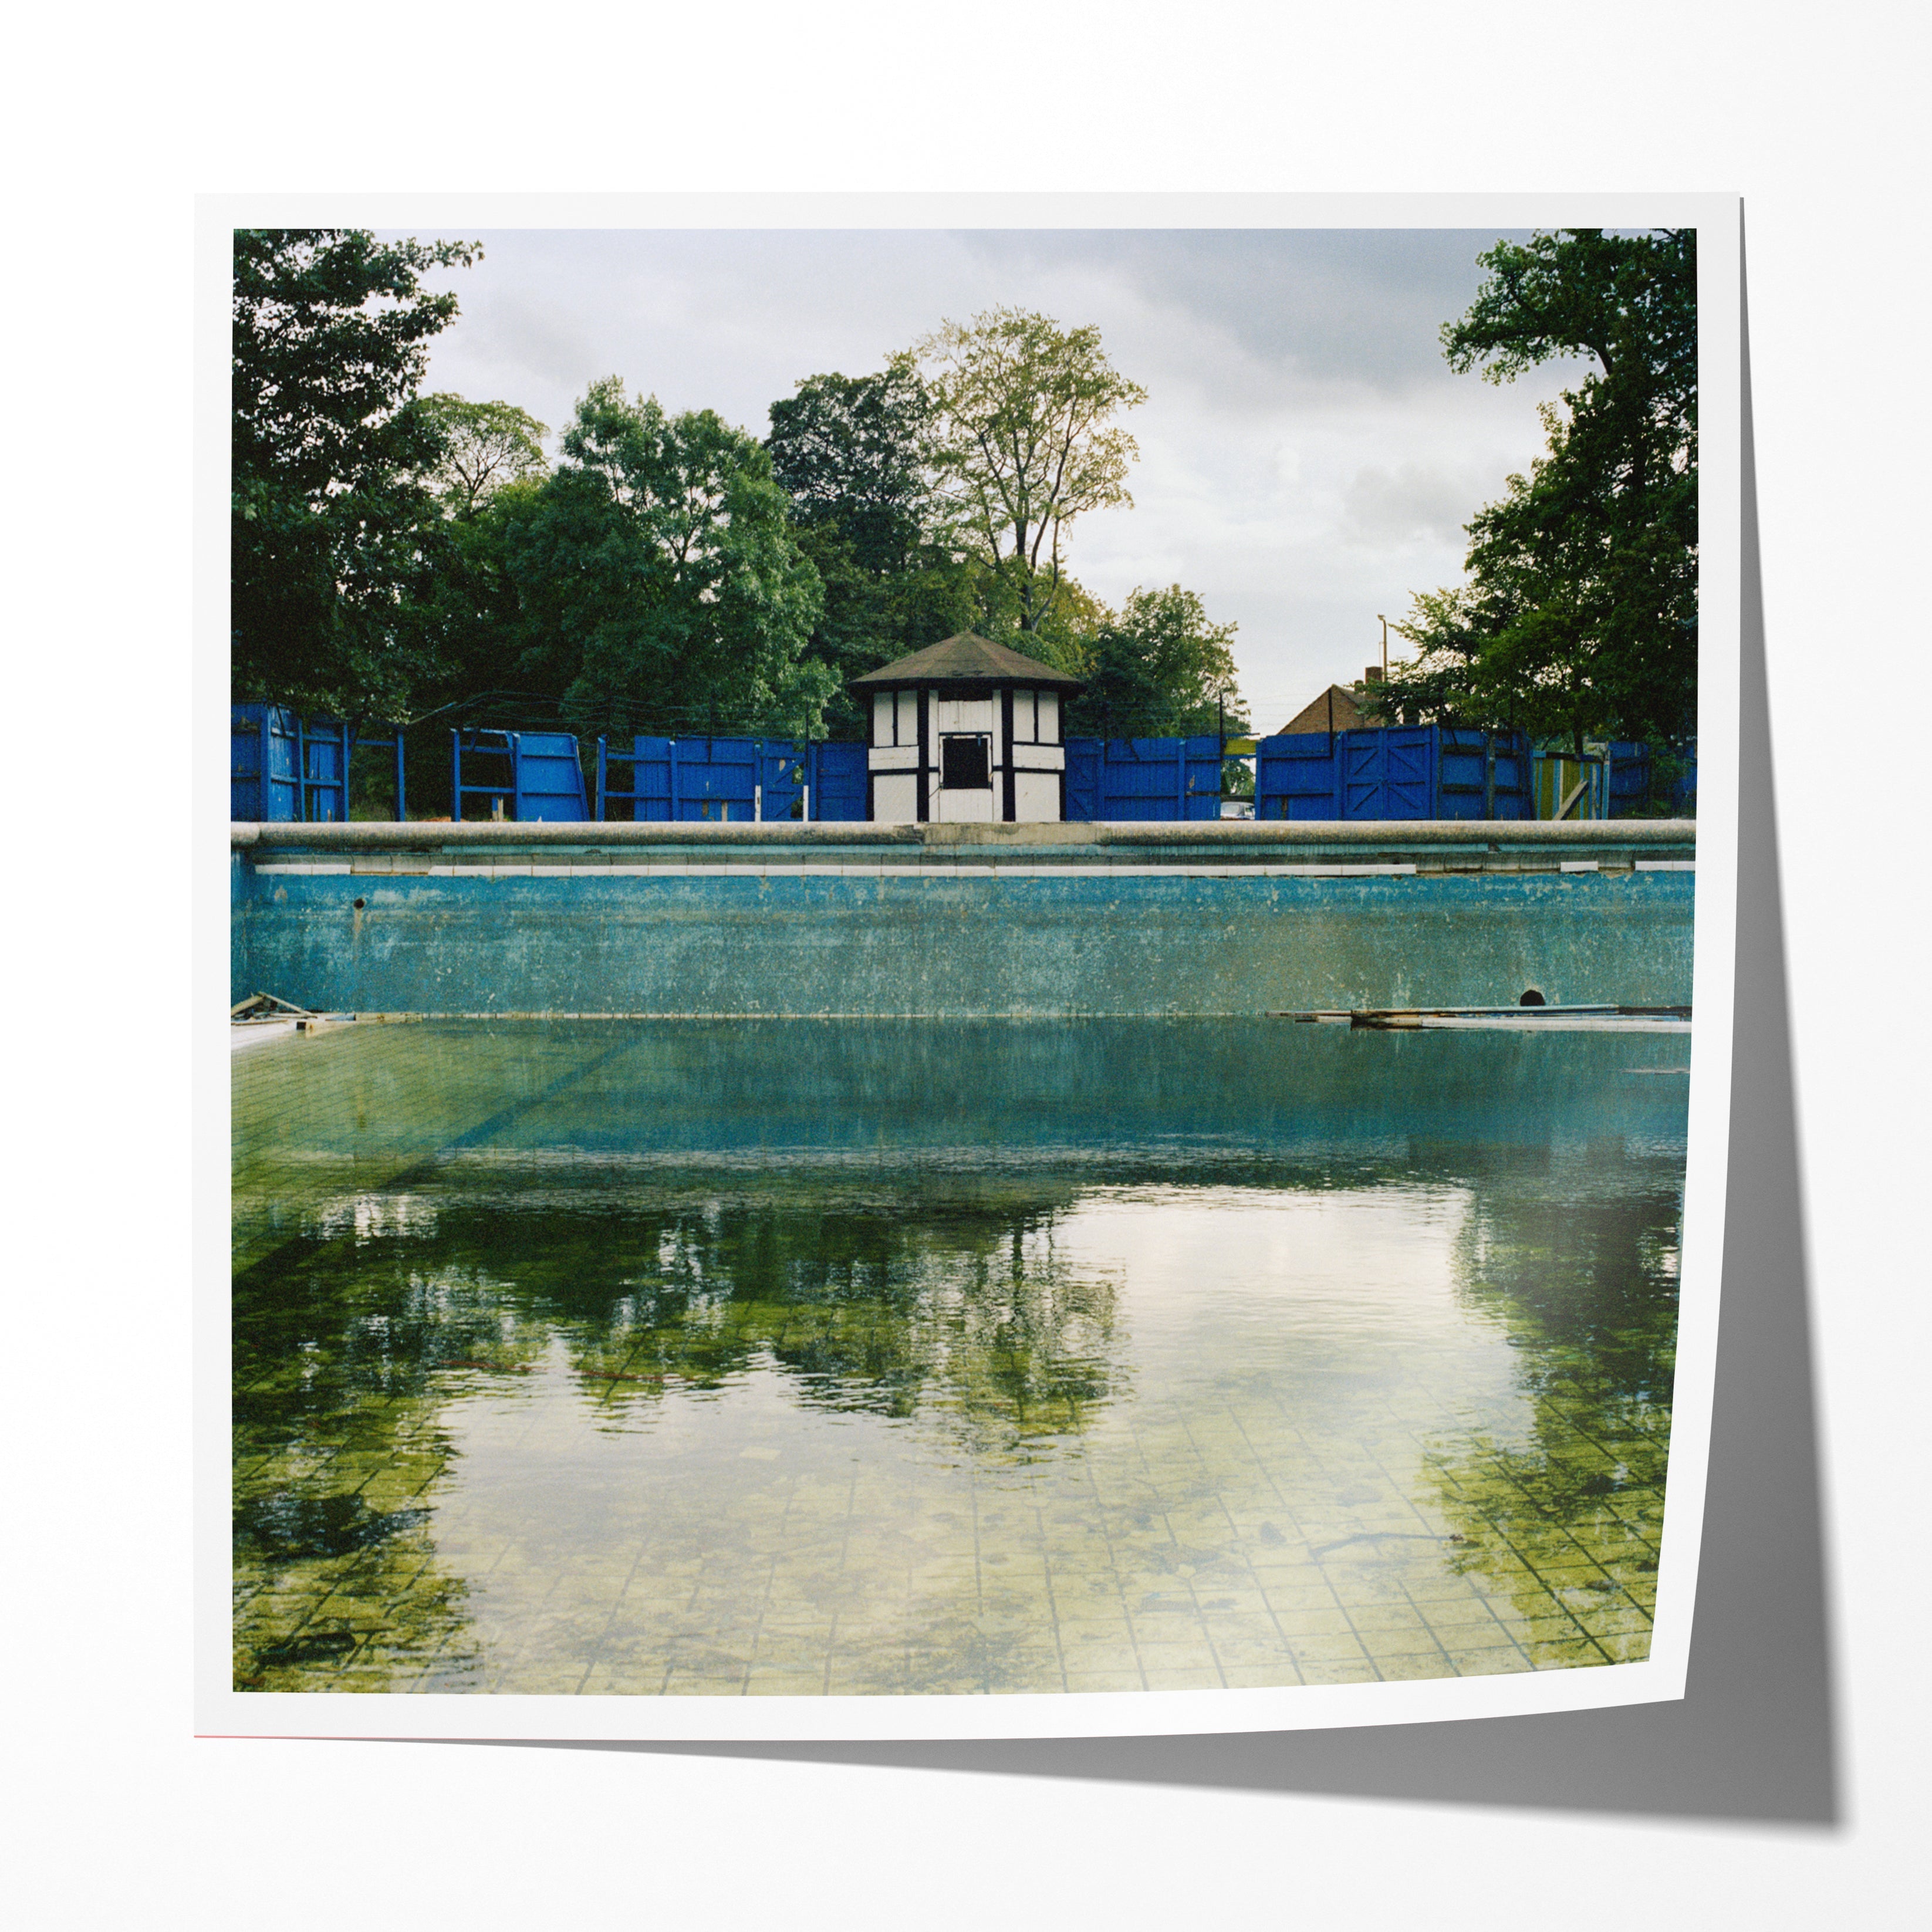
[453,729,589,822]
[1255,727,1531,821]
[1252,732,1337,819]
[1061,737,1222,821]
[809,742,868,822]
[598,736,870,822]
[232,705,350,822]
[232,704,300,821]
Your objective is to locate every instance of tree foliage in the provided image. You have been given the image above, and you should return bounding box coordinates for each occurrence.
[233,252,1252,752]
[496,379,828,738]
[231,228,479,720]
[1382,229,1697,751]
[767,356,931,573]
[419,394,549,516]
[1064,585,1248,739]
[916,307,1146,639]
[765,360,979,733]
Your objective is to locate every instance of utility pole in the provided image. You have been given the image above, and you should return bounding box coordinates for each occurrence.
[1376,614,1391,683]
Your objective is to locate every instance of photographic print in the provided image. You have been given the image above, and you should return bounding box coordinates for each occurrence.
[206,195,1738,1740]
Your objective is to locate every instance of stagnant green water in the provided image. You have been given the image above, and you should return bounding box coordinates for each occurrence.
[232,1018,1687,1696]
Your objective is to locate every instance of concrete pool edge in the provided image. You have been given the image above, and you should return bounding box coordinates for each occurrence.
[231,819,1697,1018]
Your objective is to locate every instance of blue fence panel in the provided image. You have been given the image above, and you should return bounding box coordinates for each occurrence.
[299,721,351,822]
[1063,741,1100,820]
[1602,741,1695,818]
[454,729,588,822]
[232,707,350,821]
[1254,732,1339,820]
[1339,731,1388,817]
[668,738,759,820]
[510,732,588,821]
[1097,738,1180,819]
[1180,735,1224,820]
[1380,728,1435,818]
[810,742,868,822]
[1607,741,1651,816]
[1434,728,1532,820]
[1255,727,1531,822]
[1062,737,1222,820]
[600,736,867,821]
[759,742,808,821]
[231,704,300,821]
[601,736,671,820]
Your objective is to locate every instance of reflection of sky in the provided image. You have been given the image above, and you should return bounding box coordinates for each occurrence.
[386,226,1599,730]
[1058,1185,1472,1332]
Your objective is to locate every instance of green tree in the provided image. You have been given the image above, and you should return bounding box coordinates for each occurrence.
[1383,229,1697,754]
[1064,585,1248,739]
[502,379,829,738]
[766,360,979,734]
[419,394,549,516]
[231,228,479,720]
[915,307,1146,646]
[767,356,931,572]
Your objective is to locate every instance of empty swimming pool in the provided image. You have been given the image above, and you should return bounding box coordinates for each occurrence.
[232,1018,1686,1696]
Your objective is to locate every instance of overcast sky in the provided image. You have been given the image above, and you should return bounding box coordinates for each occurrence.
[396,228,1589,731]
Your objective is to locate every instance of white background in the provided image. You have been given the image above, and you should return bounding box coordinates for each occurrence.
[9,4,1926,1926]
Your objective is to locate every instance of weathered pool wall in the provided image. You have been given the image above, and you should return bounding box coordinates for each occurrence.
[230,819,1696,1017]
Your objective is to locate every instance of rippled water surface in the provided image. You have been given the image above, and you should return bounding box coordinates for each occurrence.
[232,1018,1687,1695]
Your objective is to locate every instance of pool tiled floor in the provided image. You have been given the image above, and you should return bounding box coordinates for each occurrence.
[233,1019,1684,1696]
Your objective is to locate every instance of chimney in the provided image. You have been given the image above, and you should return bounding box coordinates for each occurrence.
[1363,664,1383,684]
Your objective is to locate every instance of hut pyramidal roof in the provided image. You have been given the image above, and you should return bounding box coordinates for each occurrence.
[849,632,1086,691]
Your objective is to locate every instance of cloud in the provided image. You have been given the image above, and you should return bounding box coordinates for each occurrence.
[1342,462,1485,546]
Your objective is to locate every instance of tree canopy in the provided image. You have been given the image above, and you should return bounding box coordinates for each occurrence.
[1382,229,1697,752]
[767,356,931,573]
[231,228,479,720]
[232,246,1250,754]
[915,307,1146,642]
[419,394,549,516]
[497,379,829,739]
[1065,586,1248,740]
[763,361,979,734]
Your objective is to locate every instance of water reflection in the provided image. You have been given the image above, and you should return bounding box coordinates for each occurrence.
[233,1019,1688,1694]
[1424,1176,1681,1665]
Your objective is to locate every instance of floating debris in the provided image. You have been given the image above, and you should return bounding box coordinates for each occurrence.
[1276,1004,1694,1033]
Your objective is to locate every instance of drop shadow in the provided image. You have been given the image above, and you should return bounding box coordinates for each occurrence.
[443,212,1841,1825]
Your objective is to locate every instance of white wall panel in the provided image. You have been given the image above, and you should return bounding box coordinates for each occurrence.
[1015,771,1061,822]
[937,696,994,732]
[871,773,917,825]
[934,785,994,823]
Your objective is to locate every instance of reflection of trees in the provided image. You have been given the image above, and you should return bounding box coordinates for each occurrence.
[1423,1160,1682,1666]
[232,1225,509,1691]
[232,1180,1123,1689]
[420,1181,1125,1456]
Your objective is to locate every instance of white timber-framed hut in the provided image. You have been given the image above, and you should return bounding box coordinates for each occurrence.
[851,633,1086,825]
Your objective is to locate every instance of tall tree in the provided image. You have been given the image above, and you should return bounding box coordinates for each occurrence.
[1383,229,1697,752]
[1064,585,1248,740]
[501,379,829,738]
[231,228,479,720]
[767,356,931,572]
[765,360,978,733]
[914,307,1145,646]
[419,394,549,516]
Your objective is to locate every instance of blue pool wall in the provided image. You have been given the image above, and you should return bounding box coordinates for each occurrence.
[230,819,1696,1017]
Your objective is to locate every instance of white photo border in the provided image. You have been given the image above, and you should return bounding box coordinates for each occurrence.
[197,190,1741,1743]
